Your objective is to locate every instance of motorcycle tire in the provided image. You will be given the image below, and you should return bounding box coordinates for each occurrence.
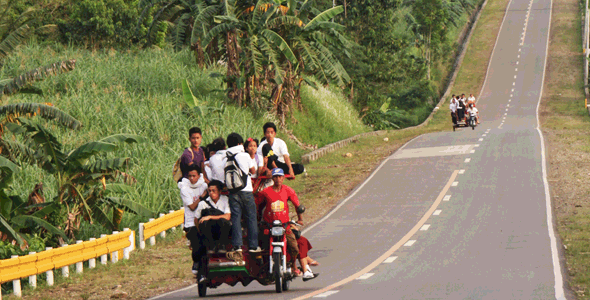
[198,283,207,297]
[282,277,290,291]
[273,252,282,293]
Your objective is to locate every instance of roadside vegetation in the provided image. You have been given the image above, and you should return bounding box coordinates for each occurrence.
[539,0,590,297]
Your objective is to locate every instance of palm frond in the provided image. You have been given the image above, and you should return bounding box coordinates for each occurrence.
[1,60,77,97]
[261,29,297,64]
[0,24,31,63]
[304,6,344,30]
[103,195,154,218]
[83,158,132,174]
[0,103,81,129]
[99,134,145,144]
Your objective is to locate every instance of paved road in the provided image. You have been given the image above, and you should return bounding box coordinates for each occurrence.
[152,0,568,298]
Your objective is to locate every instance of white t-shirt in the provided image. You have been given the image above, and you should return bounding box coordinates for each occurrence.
[209,150,227,183]
[178,177,208,227]
[257,138,289,163]
[468,96,475,102]
[195,195,231,219]
[449,101,458,113]
[204,160,212,180]
[249,154,264,178]
[226,145,255,192]
[467,107,478,116]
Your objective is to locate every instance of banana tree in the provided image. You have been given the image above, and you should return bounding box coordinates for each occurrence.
[4,117,152,238]
[0,60,77,97]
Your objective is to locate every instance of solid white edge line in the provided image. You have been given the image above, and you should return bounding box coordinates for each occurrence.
[148,284,197,300]
[302,135,423,235]
[535,0,566,296]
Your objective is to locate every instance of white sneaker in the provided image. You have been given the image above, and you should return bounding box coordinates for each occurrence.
[302,271,315,281]
[306,266,313,273]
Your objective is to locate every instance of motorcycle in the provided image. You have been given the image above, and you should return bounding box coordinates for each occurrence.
[196,220,301,297]
[468,115,477,130]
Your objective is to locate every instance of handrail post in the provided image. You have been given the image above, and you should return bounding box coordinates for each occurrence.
[100,234,108,265]
[169,211,176,231]
[89,238,96,269]
[148,218,156,246]
[11,255,21,297]
[123,228,131,259]
[139,223,146,249]
[45,247,54,286]
[159,214,166,239]
[76,240,84,274]
[61,244,69,277]
[111,231,119,263]
[28,252,37,288]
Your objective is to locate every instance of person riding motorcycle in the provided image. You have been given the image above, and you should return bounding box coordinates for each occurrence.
[466,103,480,124]
[256,168,318,281]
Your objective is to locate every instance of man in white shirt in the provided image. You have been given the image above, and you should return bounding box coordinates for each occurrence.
[208,137,227,183]
[225,133,261,253]
[195,180,232,254]
[179,165,208,274]
[257,122,304,177]
[449,96,458,125]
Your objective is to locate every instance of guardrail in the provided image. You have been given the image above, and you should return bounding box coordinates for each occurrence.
[0,208,186,298]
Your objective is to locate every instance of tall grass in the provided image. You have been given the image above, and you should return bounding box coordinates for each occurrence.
[0,43,367,239]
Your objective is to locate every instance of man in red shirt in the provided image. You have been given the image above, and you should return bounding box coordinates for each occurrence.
[256,168,317,281]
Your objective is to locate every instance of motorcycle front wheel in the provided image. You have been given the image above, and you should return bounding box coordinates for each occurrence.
[273,252,282,293]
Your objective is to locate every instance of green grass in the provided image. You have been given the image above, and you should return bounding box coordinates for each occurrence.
[0,43,367,239]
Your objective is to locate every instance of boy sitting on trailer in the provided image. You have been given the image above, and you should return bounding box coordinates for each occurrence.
[195,180,232,254]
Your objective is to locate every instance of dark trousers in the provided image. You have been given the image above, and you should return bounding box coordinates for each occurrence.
[457,109,464,121]
[266,157,305,176]
[184,226,205,264]
[451,112,457,124]
[200,218,232,248]
[229,191,259,249]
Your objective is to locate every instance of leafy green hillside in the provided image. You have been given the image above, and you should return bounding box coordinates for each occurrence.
[1,43,368,237]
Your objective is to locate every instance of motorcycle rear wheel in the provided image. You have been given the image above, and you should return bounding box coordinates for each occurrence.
[273,253,282,293]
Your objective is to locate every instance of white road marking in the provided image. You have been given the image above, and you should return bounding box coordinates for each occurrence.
[510,94,513,97]
[357,273,375,280]
[482,134,487,136]
[519,48,521,52]
[534,0,566,295]
[513,82,516,86]
[404,240,416,247]
[474,144,480,147]
[451,181,459,186]
[478,138,483,141]
[507,104,510,107]
[515,68,518,72]
[383,256,398,264]
[314,291,340,298]
[514,75,517,79]
[506,108,509,111]
[504,113,507,115]
[509,99,511,102]
[470,150,475,153]
[433,210,442,216]
[420,224,430,231]
[517,55,520,59]
[443,195,452,201]
[512,88,515,92]
[516,61,519,65]
[459,169,466,174]
[465,158,471,163]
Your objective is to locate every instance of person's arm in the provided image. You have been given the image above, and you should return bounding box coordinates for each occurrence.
[181,187,200,211]
[200,213,230,222]
[288,187,303,224]
[284,154,295,177]
[201,161,209,183]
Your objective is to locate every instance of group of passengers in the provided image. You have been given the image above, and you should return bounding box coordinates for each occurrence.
[449,93,480,125]
[177,122,318,283]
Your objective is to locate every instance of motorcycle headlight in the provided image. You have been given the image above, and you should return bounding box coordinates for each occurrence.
[271,227,285,236]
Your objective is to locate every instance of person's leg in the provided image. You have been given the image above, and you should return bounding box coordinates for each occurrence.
[242,191,259,250]
[219,218,232,247]
[291,163,305,175]
[228,194,243,249]
[286,230,299,266]
[201,220,215,250]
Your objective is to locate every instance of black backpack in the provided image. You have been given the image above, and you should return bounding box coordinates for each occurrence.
[224,152,249,193]
[200,199,225,219]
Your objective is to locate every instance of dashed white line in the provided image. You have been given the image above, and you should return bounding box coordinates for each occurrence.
[517,55,520,59]
[509,99,511,102]
[478,138,483,141]
[433,210,442,216]
[443,195,452,201]
[513,82,516,86]
[459,169,466,174]
[514,75,517,79]
[404,240,416,247]
[420,224,431,231]
[515,68,518,72]
[314,291,340,298]
[504,113,507,115]
[465,158,471,163]
[470,150,475,153]
[506,108,509,111]
[512,88,515,92]
[451,181,459,186]
[519,48,521,52]
[507,104,510,107]
[474,144,480,147]
[383,256,398,264]
[482,134,487,136]
[357,273,375,280]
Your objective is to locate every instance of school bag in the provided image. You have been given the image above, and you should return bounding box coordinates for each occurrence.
[224,151,248,193]
[172,148,194,183]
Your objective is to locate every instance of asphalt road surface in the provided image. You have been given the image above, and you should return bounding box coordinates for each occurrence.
[152,0,569,298]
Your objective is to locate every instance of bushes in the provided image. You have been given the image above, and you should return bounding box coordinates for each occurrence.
[58,0,146,47]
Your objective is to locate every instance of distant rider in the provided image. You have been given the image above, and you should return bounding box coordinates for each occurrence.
[449,96,458,125]
[466,103,480,124]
